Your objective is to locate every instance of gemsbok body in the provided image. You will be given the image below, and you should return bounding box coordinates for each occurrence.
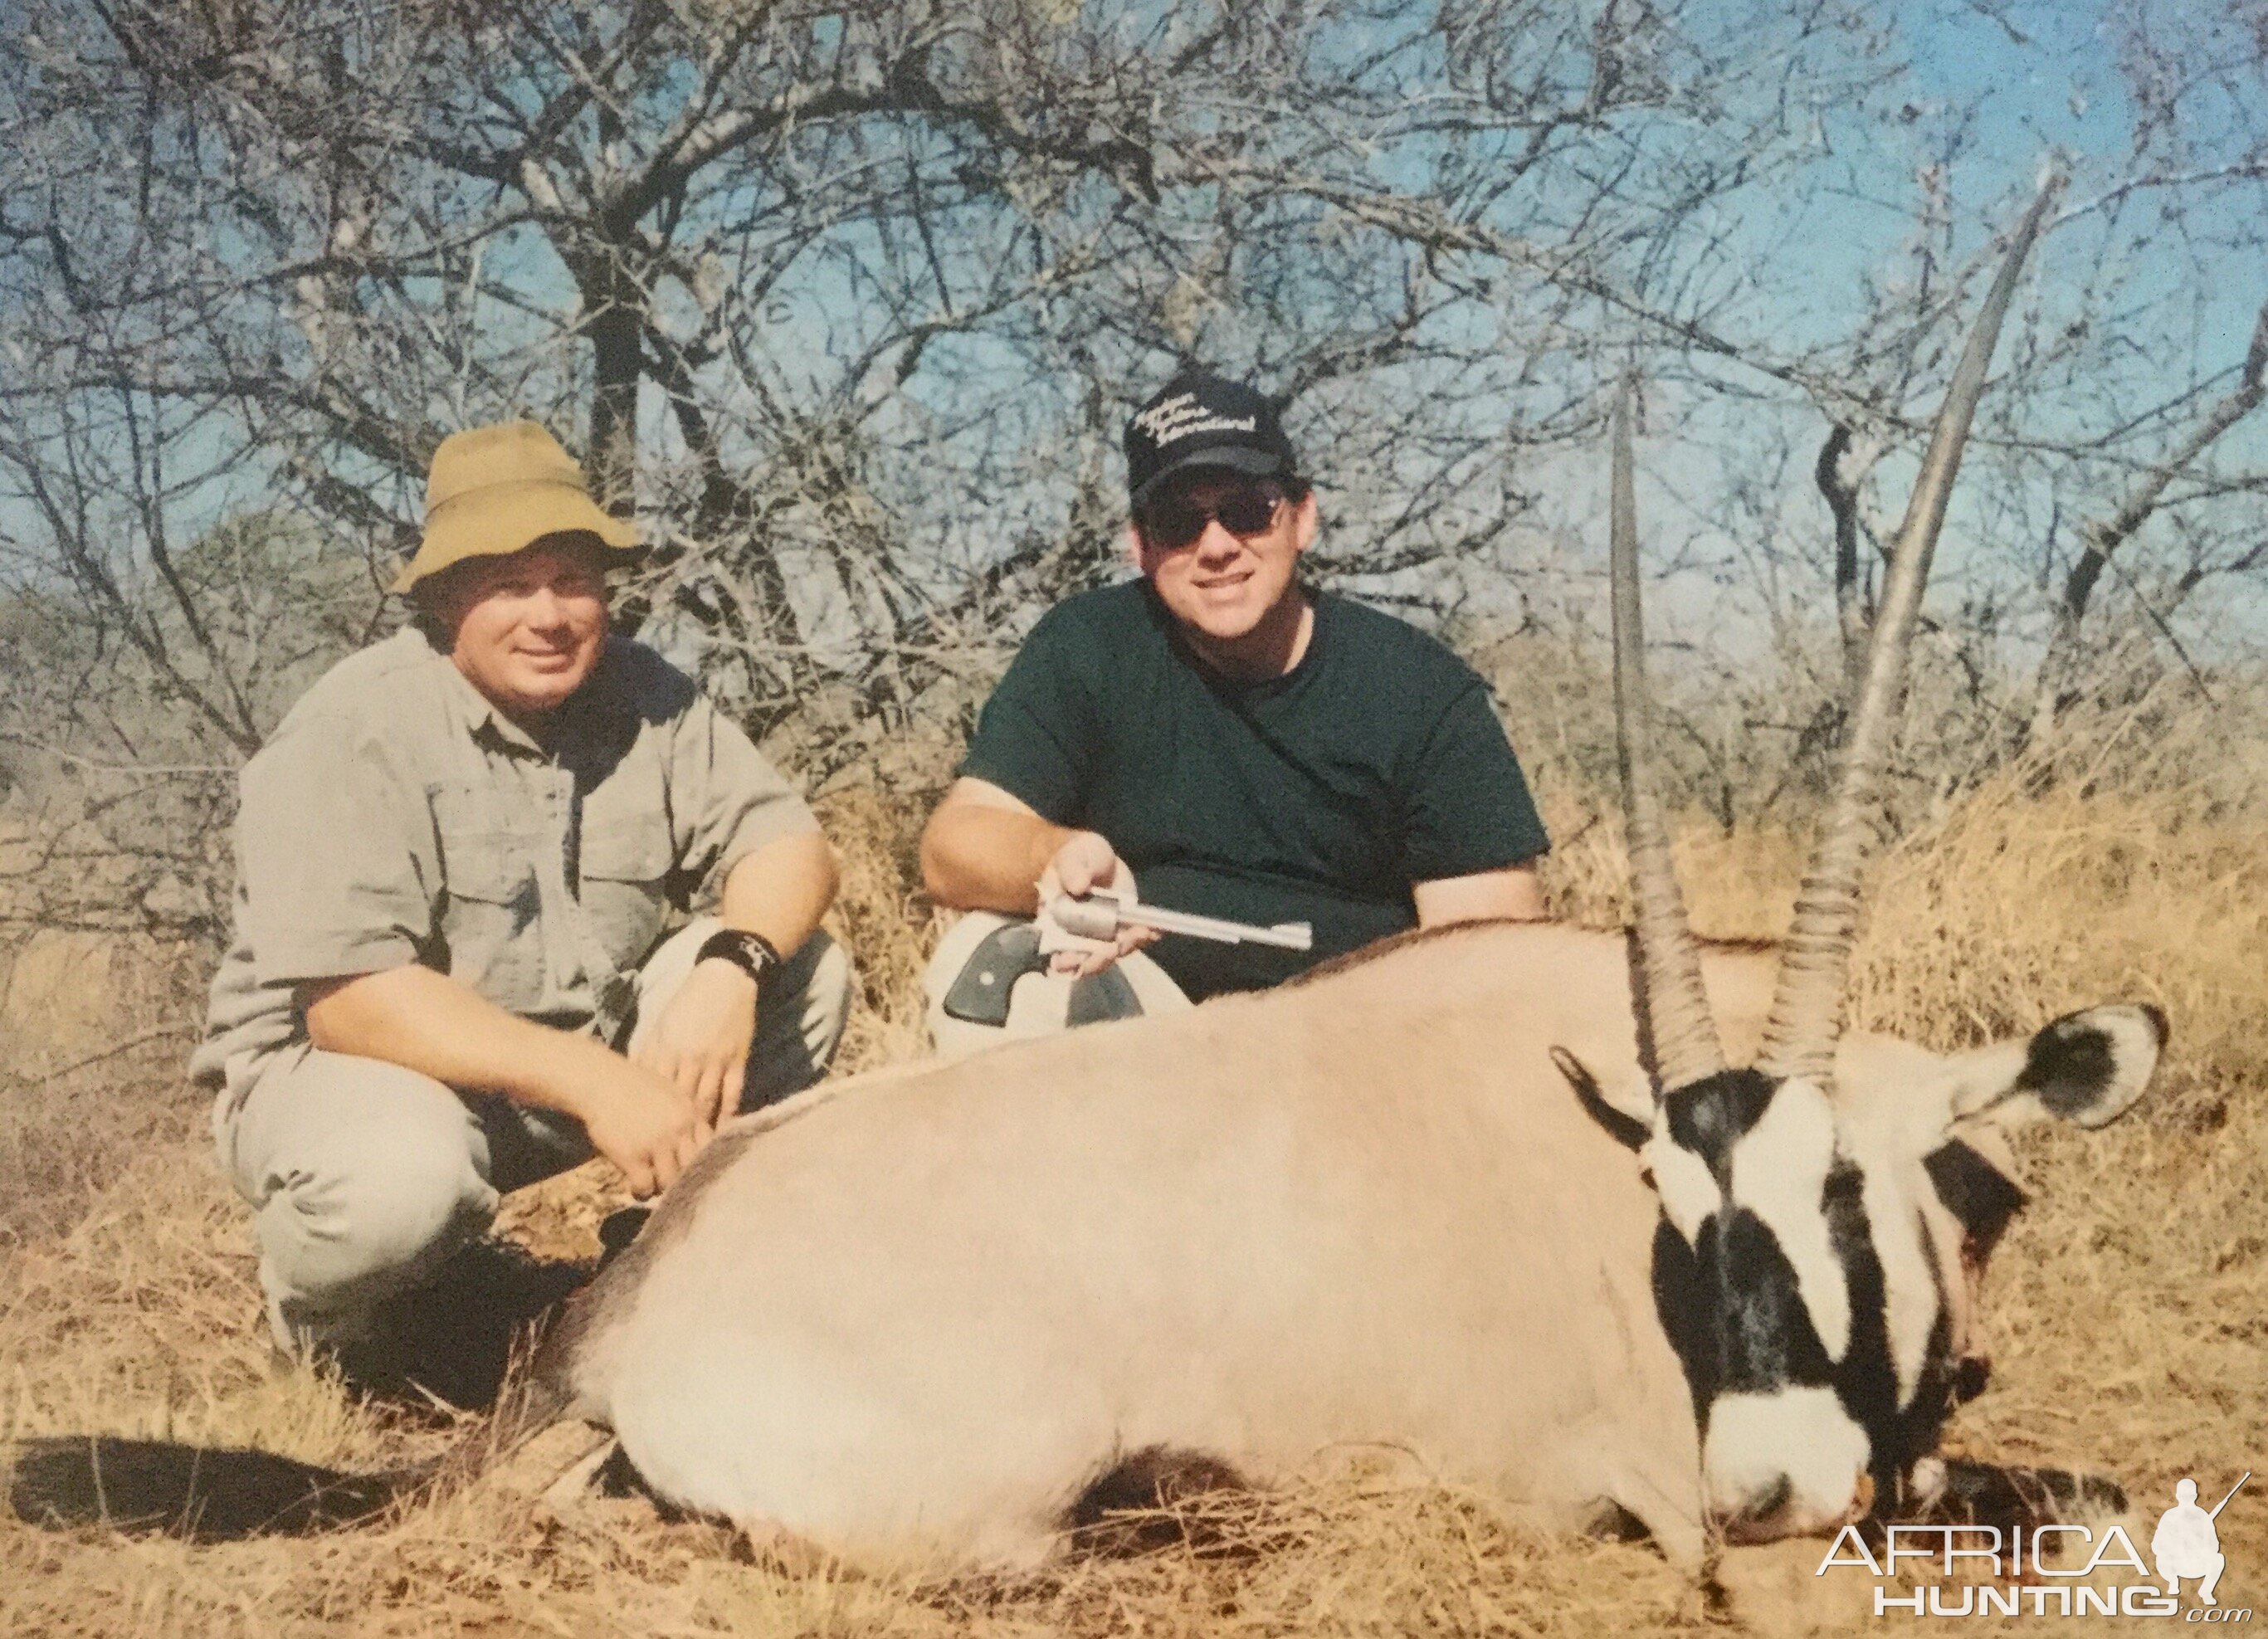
[519,917,2158,1571]
[8,179,2167,1574]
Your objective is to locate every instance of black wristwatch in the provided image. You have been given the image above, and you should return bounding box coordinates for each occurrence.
[695,928,784,989]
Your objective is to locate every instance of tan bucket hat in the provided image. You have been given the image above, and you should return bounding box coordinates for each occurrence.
[393,420,641,593]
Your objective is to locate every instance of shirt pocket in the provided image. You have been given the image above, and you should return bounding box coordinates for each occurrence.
[440,828,548,1012]
[578,818,675,972]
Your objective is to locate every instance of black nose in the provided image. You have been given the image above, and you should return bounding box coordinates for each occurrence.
[1953,1356,1991,1403]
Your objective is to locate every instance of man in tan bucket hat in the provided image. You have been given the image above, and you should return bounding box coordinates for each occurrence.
[389,418,643,592]
[192,420,853,1383]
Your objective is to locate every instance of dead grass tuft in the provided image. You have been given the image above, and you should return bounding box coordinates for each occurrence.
[812,781,949,1078]
[0,933,203,1247]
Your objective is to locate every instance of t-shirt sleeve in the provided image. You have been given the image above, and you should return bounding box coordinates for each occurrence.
[957,612,1096,822]
[1397,681,1551,882]
[237,715,436,985]
[670,693,820,909]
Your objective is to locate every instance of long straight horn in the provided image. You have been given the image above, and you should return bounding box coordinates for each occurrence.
[1611,382,1726,1088]
[1756,179,2061,1085]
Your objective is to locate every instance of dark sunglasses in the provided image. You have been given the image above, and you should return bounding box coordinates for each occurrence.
[1135,484,1289,550]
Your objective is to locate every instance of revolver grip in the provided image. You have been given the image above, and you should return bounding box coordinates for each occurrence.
[939,921,1049,1028]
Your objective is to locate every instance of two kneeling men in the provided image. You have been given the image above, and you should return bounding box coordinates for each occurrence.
[192,373,1549,1368]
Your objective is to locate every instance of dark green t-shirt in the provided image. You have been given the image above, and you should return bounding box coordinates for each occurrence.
[961,582,1549,999]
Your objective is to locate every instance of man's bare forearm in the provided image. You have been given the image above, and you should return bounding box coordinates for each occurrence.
[919,798,1077,914]
[1412,862,1549,927]
[716,828,837,954]
[303,965,617,1119]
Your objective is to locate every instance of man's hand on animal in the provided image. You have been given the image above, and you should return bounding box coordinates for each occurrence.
[572,1060,709,1200]
[510,814,842,1179]
[632,958,756,1136]
[628,829,841,1134]
[303,963,710,1200]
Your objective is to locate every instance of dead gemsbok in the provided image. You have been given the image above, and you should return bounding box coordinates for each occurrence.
[10,183,2164,1572]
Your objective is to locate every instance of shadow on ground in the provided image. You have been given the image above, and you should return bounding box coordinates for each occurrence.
[350,1237,600,1411]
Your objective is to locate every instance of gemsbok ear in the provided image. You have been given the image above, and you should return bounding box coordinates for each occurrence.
[1551,1046,1651,1151]
[2017,1003,2168,1128]
[1949,1003,2169,1133]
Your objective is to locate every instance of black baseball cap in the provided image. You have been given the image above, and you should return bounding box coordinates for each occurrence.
[1124,369,1299,510]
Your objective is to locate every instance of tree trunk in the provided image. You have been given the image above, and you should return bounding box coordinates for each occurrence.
[585,251,644,523]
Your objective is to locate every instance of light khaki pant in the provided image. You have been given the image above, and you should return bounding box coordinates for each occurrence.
[220,922,852,1351]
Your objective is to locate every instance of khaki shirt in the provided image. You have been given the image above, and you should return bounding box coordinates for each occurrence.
[193,627,817,1117]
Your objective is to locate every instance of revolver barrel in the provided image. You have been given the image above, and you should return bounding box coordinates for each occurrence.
[1051,893,1313,951]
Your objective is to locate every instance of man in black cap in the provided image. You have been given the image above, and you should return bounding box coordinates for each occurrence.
[918,368,1549,1050]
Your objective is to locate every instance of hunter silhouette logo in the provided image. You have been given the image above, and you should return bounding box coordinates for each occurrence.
[2156,1473,2246,1607]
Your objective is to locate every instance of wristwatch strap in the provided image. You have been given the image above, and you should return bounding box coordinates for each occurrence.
[695,928,784,988]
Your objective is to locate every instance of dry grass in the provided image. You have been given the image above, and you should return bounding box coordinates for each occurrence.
[812,781,954,1078]
[0,932,202,1247]
[3,730,2265,1635]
